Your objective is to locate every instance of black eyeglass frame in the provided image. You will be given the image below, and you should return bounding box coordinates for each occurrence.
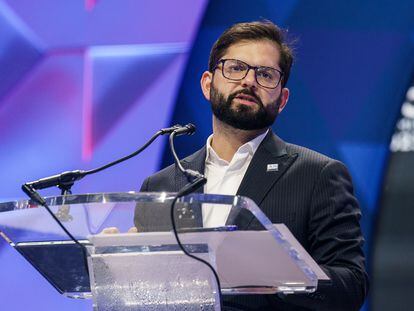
[213,58,284,89]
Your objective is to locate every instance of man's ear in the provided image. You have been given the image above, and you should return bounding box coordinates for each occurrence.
[200,71,212,101]
[278,87,290,113]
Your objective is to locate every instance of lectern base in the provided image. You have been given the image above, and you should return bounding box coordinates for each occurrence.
[87,243,220,311]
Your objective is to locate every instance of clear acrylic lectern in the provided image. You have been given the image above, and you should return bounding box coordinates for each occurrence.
[0,192,326,310]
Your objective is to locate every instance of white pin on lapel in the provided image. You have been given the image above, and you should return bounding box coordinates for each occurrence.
[267,163,279,172]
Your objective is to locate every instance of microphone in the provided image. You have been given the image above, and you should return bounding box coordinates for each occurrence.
[160,124,183,135]
[172,123,196,136]
[25,170,86,191]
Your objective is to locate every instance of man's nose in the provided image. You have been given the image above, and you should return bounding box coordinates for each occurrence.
[241,68,258,88]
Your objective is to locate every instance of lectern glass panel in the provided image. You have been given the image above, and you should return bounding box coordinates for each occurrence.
[0,192,319,301]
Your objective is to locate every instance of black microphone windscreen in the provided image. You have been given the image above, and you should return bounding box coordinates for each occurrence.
[173,123,196,136]
[185,123,196,135]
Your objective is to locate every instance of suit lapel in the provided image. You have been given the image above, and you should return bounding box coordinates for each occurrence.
[237,132,297,206]
[226,132,297,228]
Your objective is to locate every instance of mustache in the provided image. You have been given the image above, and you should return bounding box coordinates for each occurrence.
[228,89,263,106]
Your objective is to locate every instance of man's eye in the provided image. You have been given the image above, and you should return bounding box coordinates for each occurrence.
[257,70,274,80]
[229,65,245,72]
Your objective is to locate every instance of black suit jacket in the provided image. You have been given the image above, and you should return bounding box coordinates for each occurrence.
[140,131,369,311]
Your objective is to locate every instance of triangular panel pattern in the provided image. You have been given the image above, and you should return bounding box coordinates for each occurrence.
[83,44,187,158]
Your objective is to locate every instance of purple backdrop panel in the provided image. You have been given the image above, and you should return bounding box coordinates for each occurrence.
[77,46,190,194]
[0,0,207,310]
[4,0,207,48]
[0,53,85,197]
[85,43,188,157]
[0,1,43,101]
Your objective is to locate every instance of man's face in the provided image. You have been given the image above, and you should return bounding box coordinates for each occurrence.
[201,40,289,130]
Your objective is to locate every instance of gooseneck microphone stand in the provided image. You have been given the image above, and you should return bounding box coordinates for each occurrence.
[20,124,189,278]
[22,124,184,200]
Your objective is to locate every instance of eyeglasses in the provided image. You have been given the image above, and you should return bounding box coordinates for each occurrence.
[214,59,284,89]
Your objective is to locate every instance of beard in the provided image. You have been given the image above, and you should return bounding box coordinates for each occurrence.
[209,83,280,130]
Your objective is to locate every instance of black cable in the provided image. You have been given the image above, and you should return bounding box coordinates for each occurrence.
[169,131,205,181]
[22,187,90,277]
[168,129,223,309]
[170,192,224,310]
[83,124,186,177]
[169,131,187,173]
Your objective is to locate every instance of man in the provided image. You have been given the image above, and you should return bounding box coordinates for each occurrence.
[140,21,368,310]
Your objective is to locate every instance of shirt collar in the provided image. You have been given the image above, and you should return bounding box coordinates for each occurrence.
[205,129,269,165]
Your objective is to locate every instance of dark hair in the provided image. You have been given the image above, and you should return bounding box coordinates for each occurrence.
[208,21,293,87]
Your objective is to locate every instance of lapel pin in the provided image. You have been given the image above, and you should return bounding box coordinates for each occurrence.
[267,163,279,172]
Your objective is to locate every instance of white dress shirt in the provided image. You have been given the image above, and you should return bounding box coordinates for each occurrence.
[202,130,269,227]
